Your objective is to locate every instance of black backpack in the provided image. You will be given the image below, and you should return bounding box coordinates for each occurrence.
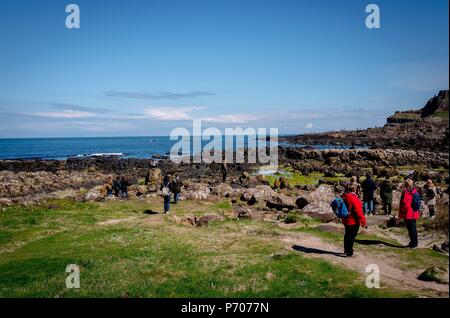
[426,188,436,200]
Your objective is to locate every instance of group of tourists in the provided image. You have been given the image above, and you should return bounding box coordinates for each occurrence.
[348,173,437,218]
[335,174,439,257]
[105,176,130,198]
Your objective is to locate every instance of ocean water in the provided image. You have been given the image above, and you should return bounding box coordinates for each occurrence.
[0,136,266,160]
[0,136,362,160]
[0,137,176,160]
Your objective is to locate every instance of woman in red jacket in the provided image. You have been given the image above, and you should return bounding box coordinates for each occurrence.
[399,179,420,248]
[342,183,367,257]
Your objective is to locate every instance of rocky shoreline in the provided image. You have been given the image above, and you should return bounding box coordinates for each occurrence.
[1,146,448,217]
[281,90,449,152]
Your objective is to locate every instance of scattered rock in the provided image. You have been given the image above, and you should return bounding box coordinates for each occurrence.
[212,183,233,197]
[266,194,296,211]
[234,207,253,219]
[432,241,449,254]
[417,267,449,284]
[295,197,309,209]
[182,183,211,200]
[84,185,106,201]
[173,214,224,227]
[0,198,13,207]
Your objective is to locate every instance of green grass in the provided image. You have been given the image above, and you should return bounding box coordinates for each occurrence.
[264,168,346,187]
[0,198,418,297]
[431,110,449,120]
[389,112,421,120]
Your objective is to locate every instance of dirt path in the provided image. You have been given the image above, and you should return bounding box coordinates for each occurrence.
[281,233,449,297]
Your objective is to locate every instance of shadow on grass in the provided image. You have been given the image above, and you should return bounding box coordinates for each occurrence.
[292,245,346,257]
[143,210,160,215]
[355,239,406,249]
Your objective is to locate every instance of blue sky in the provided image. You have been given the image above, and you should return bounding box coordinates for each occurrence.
[0,0,448,137]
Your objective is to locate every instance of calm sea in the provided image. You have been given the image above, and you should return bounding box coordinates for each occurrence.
[0,136,360,160]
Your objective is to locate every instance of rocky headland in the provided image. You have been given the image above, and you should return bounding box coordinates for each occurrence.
[281,90,449,152]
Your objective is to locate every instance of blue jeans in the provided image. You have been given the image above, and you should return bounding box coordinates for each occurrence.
[363,200,374,215]
[174,192,180,204]
[164,196,170,213]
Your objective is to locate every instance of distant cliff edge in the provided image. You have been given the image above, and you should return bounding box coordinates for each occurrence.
[282,90,449,152]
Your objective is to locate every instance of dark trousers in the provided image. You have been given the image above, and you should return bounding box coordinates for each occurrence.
[163,196,170,213]
[222,172,227,183]
[383,203,392,215]
[344,224,360,256]
[405,219,418,247]
[428,205,435,218]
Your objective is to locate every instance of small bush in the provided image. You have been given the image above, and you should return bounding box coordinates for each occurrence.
[284,214,298,224]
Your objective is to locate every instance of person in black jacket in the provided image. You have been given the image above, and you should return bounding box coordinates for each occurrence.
[113,176,121,197]
[380,179,394,215]
[361,172,378,215]
[120,176,130,198]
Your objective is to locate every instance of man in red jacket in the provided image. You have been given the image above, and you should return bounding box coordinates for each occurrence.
[399,179,420,248]
[342,183,367,257]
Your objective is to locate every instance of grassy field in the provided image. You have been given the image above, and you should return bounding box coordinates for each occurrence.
[0,197,445,298]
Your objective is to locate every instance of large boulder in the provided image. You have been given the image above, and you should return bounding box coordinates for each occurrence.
[266,194,296,211]
[136,185,148,195]
[244,185,277,202]
[84,185,106,201]
[297,185,336,222]
[212,183,233,197]
[182,183,211,200]
[146,168,161,186]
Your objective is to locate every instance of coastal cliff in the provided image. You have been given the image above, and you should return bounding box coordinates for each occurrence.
[282,90,449,152]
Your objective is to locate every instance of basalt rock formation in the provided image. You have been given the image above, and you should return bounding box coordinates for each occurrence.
[282,90,449,152]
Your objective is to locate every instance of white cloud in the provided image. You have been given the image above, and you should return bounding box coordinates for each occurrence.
[201,113,260,124]
[142,106,203,121]
[304,122,313,129]
[26,110,96,119]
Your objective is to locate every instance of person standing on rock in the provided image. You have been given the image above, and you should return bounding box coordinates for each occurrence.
[361,172,378,215]
[342,183,367,257]
[173,174,182,204]
[399,179,421,248]
[424,179,437,218]
[221,160,228,183]
[350,176,362,198]
[380,179,394,215]
[161,175,173,213]
[113,176,121,197]
[120,176,130,198]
